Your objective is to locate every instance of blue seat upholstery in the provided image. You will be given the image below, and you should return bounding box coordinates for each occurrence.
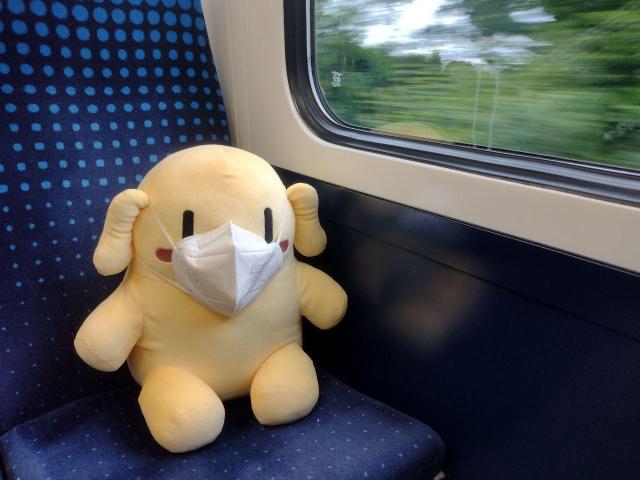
[1,370,444,480]
[0,0,230,433]
[0,0,445,478]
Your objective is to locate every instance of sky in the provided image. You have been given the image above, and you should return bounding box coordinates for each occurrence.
[355,0,554,65]
[363,0,447,46]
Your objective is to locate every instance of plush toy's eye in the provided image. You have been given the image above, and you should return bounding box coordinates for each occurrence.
[264,208,273,243]
[182,210,194,238]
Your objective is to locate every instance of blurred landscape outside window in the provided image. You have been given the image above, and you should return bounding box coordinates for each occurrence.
[315,0,640,170]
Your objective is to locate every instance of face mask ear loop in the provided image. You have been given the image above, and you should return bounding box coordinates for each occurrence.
[133,253,187,294]
[149,205,177,249]
[274,194,289,243]
[131,204,189,296]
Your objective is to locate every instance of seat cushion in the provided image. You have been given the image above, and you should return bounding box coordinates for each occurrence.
[0,370,444,480]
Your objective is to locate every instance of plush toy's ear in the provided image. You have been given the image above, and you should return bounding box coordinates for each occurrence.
[93,189,149,275]
[286,183,327,257]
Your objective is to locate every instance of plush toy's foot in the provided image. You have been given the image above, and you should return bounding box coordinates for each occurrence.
[139,366,225,453]
[250,342,319,426]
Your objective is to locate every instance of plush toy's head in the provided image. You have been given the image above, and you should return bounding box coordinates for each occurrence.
[93,145,326,280]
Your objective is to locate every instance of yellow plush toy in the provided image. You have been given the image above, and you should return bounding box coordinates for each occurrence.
[74,145,347,453]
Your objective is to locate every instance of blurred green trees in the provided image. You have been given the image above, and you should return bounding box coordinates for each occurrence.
[315,0,640,169]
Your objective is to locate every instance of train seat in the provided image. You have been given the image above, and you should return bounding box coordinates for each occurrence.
[0,0,444,478]
[1,370,443,480]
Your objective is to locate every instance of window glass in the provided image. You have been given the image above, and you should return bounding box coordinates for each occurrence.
[315,0,640,169]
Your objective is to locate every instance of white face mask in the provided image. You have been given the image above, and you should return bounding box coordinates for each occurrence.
[137,201,289,317]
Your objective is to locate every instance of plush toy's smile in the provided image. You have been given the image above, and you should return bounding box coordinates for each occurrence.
[155,240,290,263]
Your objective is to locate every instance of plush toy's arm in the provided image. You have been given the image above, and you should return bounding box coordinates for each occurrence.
[74,279,143,372]
[296,261,347,330]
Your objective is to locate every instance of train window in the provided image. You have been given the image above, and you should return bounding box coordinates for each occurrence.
[283,0,640,204]
[314,0,640,169]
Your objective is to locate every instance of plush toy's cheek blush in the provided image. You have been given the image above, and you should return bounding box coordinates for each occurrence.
[155,248,173,262]
[279,240,289,253]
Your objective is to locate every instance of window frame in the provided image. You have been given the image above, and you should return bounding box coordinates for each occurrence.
[284,0,640,206]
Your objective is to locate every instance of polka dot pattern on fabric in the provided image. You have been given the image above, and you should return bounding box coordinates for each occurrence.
[0,0,230,433]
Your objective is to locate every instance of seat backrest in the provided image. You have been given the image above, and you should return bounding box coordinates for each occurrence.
[0,0,230,433]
